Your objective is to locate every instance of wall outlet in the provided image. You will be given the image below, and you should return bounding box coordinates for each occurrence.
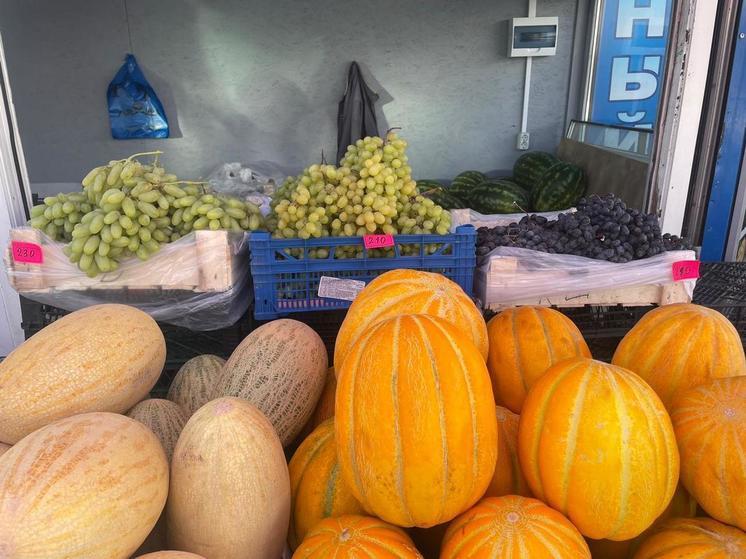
[517,132,530,150]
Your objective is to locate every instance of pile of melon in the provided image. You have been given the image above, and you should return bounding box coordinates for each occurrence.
[1,273,746,559]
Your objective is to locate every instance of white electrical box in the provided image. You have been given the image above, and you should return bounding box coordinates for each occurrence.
[509,17,559,57]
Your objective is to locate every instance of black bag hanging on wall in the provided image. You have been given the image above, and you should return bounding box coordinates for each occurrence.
[337,62,379,162]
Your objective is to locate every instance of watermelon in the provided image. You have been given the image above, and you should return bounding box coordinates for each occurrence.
[531,162,586,211]
[469,180,530,214]
[449,171,486,199]
[425,190,467,210]
[513,152,558,190]
[416,179,445,194]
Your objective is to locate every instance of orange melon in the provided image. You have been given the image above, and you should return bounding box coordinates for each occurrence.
[212,319,327,446]
[292,515,423,558]
[333,269,488,371]
[484,405,532,498]
[336,314,497,528]
[670,376,746,531]
[167,397,290,559]
[127,398,188,461]
[586,483,698,558]
[486,306,591,411]
[612,303,746,408]
[441,496,591,558]
[632,517,746,558]
[288,419,364,549]
[135,553,206,559]
[167,354,225,416]
[0,304,165,444]
[518,358,679,540]
[0,412,168,558]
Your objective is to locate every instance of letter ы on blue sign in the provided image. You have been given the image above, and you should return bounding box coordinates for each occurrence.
[591,0,673,129]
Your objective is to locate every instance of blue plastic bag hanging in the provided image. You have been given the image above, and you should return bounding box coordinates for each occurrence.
[107,54,169,139]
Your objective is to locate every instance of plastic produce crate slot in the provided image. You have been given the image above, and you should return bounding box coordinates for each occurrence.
[250,225,476,319]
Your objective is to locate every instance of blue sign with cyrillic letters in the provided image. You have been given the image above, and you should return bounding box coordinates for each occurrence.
[591,0,673,129]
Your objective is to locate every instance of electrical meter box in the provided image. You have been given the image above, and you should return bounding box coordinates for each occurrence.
[509,17,559,57]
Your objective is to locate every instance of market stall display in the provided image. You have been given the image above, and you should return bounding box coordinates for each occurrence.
[1,284,745,558]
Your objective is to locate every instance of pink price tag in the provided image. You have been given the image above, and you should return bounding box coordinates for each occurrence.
[363,234,395,249]
[672,260,700,281]
[11,241,44,264]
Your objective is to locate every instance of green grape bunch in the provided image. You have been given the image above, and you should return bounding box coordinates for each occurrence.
[268,130,452,259]
[28,151,264,277]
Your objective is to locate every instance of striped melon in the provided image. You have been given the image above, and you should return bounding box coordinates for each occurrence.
[518,358,679,540]
[288,419,364,549]
[212,320,327,446]
[336,314,497,528]
[127,399,188,461]
[0,443,9,458]
[293,515,423,558]
[0,304,165,444]
[441,496,591,558]
[0,412,168,559]
[633,517,746,559]
[484,406,532,498]
[486,306,591,412]
[334,269,488,372]
[167,354,226,416]
[167,397,291,559]
[135,553,207,559]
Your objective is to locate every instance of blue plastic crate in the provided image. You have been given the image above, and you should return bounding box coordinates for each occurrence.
[250,225,476,319]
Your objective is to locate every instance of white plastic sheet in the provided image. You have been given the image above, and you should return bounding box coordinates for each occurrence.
[449,207,574,231]
[4,228,249,330]
[475,246,697,308]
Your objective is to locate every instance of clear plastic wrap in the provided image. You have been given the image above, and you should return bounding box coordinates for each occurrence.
[207,161,295,216]
[4,228,249,331]
[475,246,697,309]
[449,207,574,231]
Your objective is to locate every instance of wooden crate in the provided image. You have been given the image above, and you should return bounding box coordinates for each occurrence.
[476,250,695,311]
[6,228,247,294]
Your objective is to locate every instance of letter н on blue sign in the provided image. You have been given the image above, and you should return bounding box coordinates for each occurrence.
[591,0,673,129]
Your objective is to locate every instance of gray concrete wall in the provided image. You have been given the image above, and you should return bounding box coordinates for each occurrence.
[0,0,579,194]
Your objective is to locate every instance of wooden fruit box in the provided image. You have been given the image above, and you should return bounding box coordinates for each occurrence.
[6,228,247,294]
[476,249,697,311]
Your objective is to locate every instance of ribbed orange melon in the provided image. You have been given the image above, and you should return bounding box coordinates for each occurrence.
[632,517,746,559]
[0,304,165,444]
[336,314,497,528]
[441,496,591,558]
[127,398,188,461]
[167,354,225,416]
[486,306,591,411]
[167,397,290,559]
[135,553,206,559]
[670,376,746,531]
[612,304,746,409]
[518,358,679,540]
[0,412,168,559]
[333,269,488,371]
[292,515,423,558]
[485,405,532,498]
[586,483,698,558]
[288,419,364,549]
[212,320,327,446]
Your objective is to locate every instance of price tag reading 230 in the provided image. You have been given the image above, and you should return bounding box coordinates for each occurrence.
[363,234,395,250]
[11,241,44,264]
